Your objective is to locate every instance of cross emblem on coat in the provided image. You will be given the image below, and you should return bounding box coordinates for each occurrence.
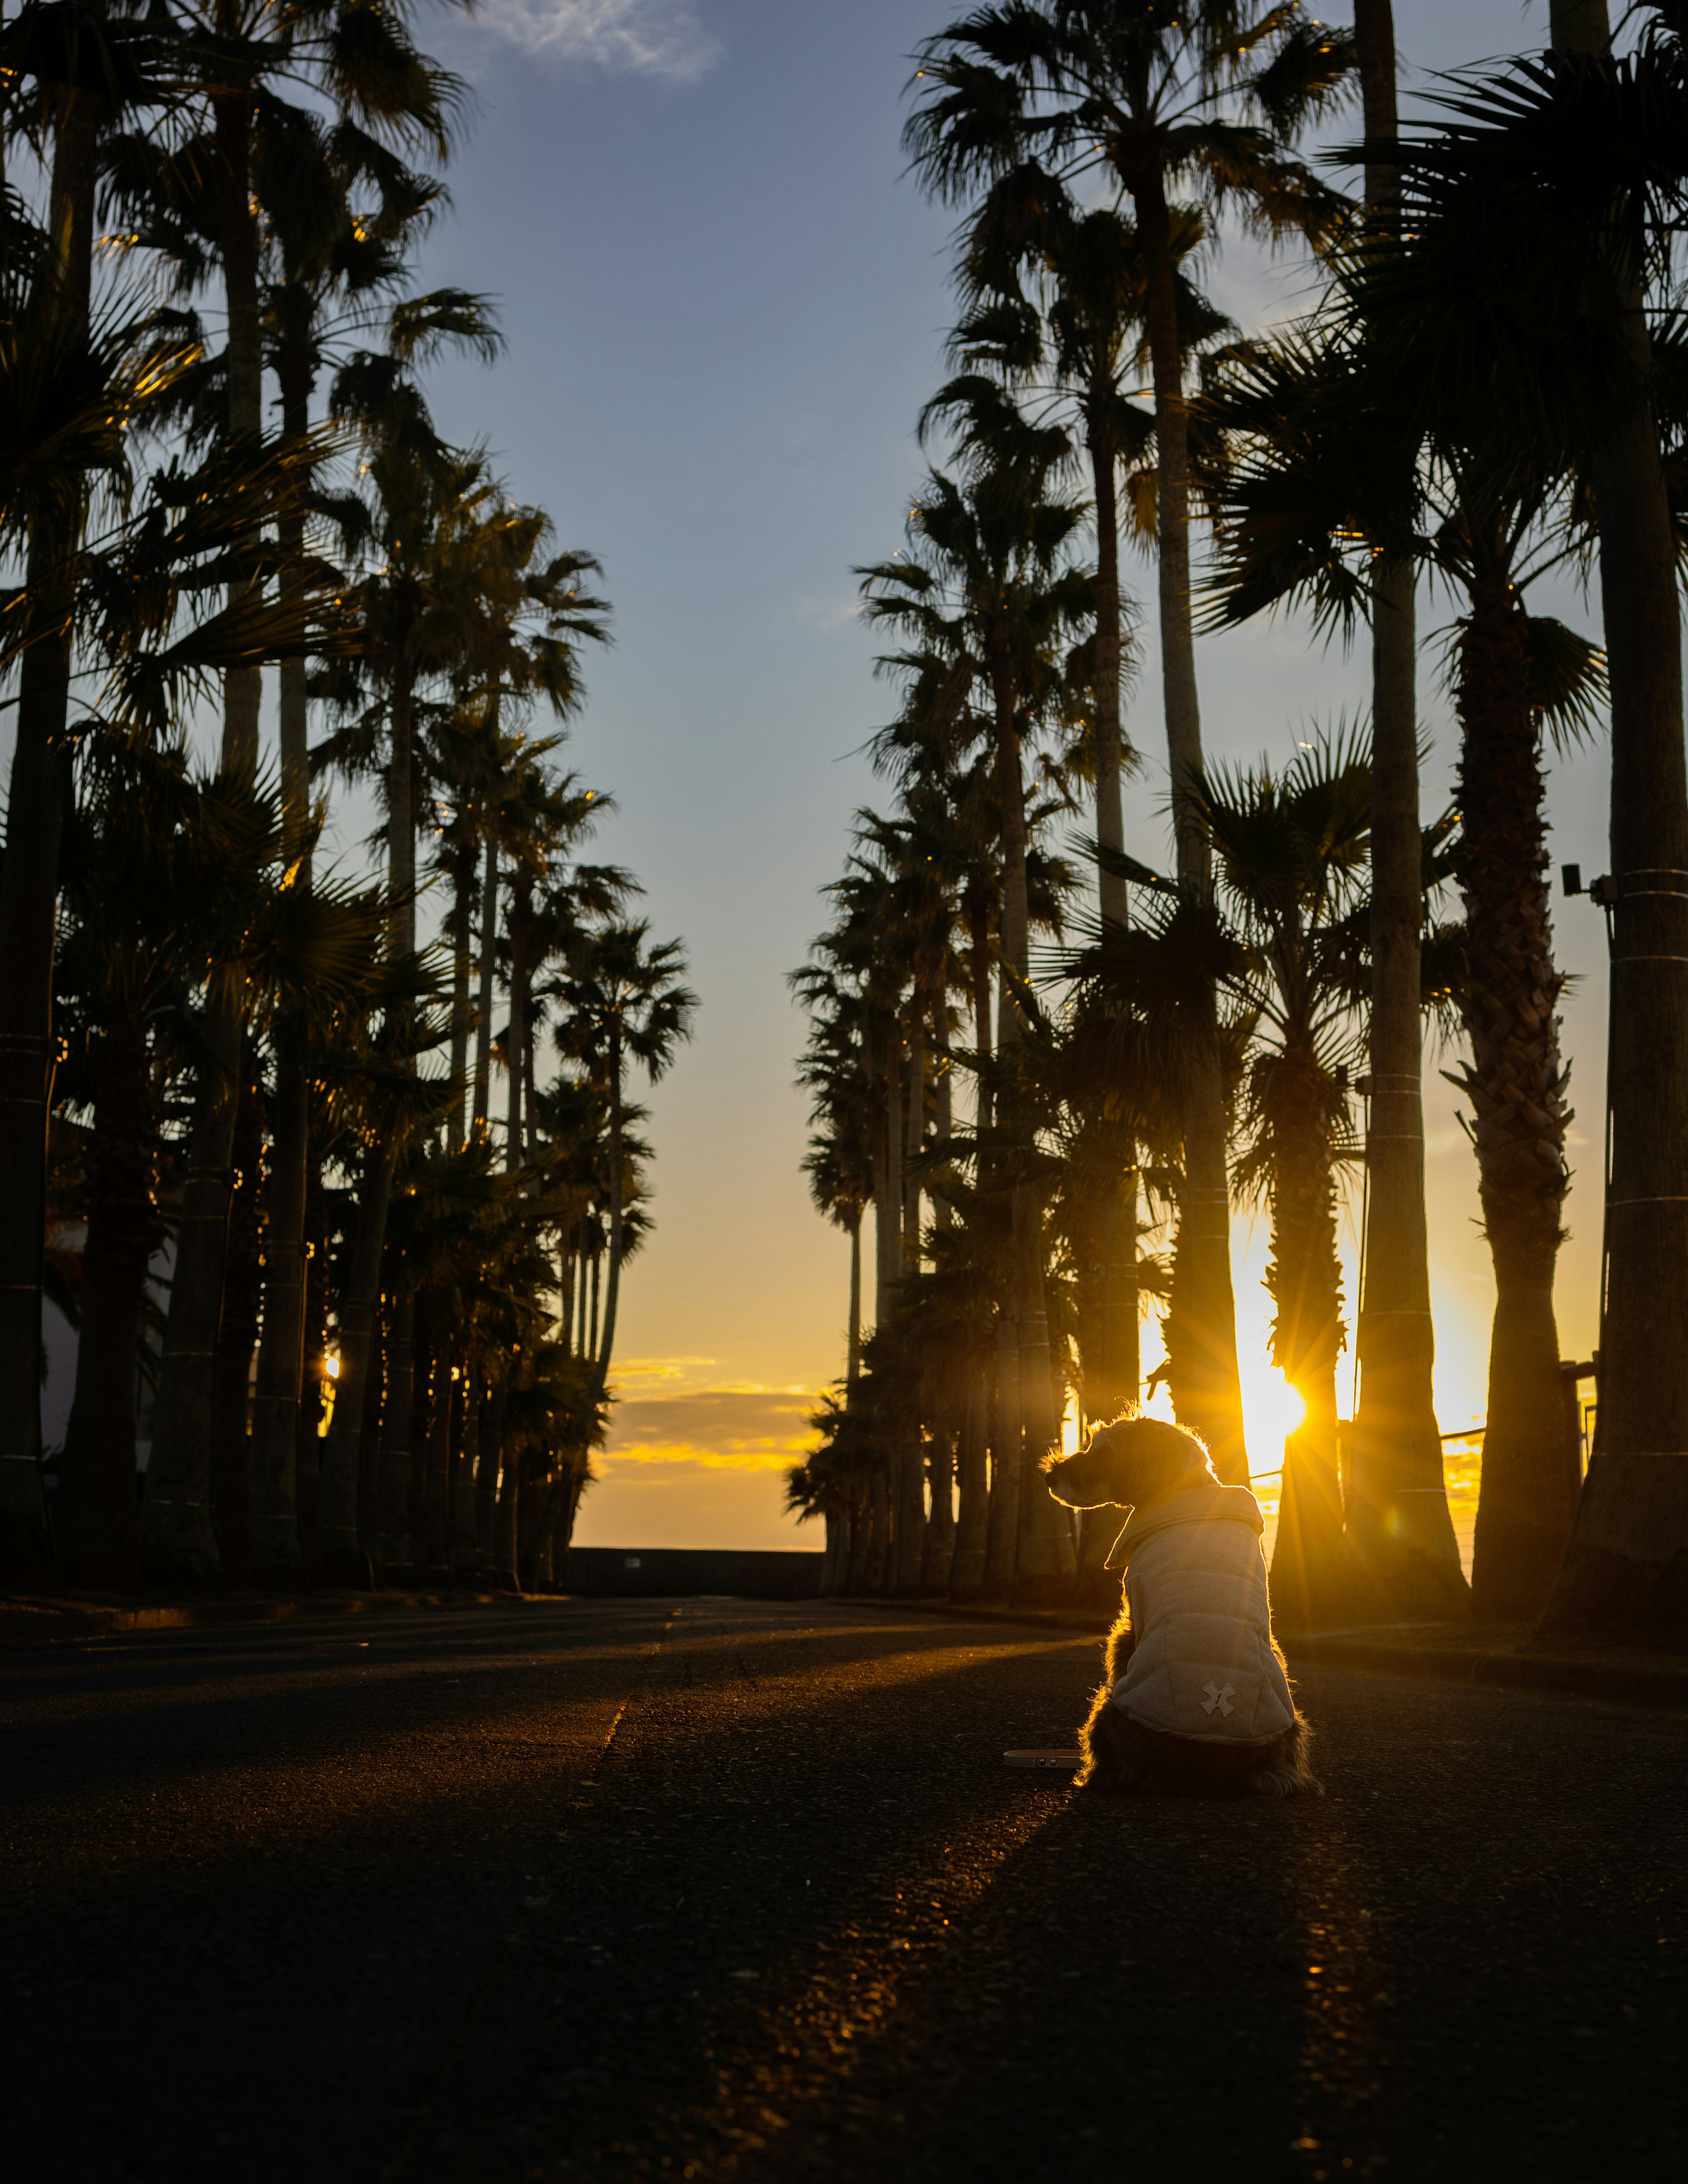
[1201,1680,1236,1717]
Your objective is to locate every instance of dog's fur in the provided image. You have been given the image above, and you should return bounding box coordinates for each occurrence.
[1044,1417,1320,1799]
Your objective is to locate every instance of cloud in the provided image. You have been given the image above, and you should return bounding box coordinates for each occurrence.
[473,0,722,78]
[603,1386,821,1472]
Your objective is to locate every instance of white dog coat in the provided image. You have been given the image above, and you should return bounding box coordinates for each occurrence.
[1105,1483,1296,1745]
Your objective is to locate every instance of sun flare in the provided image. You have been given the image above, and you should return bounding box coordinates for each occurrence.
[1240,1365,1306,1481]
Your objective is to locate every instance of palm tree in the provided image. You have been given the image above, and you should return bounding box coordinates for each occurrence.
[114,0,462,1592]
[540,922,695,1576]
[1187,742,1371,1628]
[859,458,1090,1603]
[907,0,1356,1490]
[1452,3,1688,1640]
[0,4,182,1586]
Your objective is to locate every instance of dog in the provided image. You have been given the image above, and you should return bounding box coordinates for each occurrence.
[1044,1415,1319,1798]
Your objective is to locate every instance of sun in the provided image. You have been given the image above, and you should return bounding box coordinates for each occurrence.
[1239,1363,1306,1481]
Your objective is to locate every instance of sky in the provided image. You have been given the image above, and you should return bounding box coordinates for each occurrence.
[221,2,1639,1550]
[385,0,1631,1555]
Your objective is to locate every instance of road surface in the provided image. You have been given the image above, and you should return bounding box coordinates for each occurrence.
[2,1597,1681,2181]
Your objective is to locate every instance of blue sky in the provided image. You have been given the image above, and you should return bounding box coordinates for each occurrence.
[353,0,1623,1549]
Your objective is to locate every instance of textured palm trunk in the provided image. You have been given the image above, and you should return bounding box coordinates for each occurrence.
[1451,581,1578,1620]
[1265,1053,1347,1629]
[448,845,475,1152]
[472,838,498,1137]
[418,1347,451,1581]
[143,85,265,1591]
[983,1320,1022,1597]
[293,1162,330,1590]
[383,1288,417,1575]
[1347,558,1463,1605]
[989,661,1073,1600]
[1543,0,1688,1644]
[819,1508,841,1595]
[894,1021,927,1589]
[477,1381,506,1566]
[1091,1163,1141,1426]
[919,1425,957,1592]
[845,1212,862,1383]
[950,1372,990,1597]
[56,1021,154,1591]
[1088,415,1128,929]
[1345,0,1465,1619]
[506,876,530,1166]
[862,1465,891,1594]
[219,1078,273,1582]
[356,1303,384,1563]
[0,91,95,1590]
[492,1423,522,1593]
[318,1153,393,1588]
[842,1495,869,1595]
[452,1381,481,1581]
[248,345,316,1592]
[1136,167,1248,1488]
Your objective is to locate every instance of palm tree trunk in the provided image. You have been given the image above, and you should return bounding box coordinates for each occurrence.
[293,1160,329,1589]
[920,1426,956,1592]
[1345,0,1465,1617]
[1348,549,1464,1606]
[845,1212,862,1383]
[452,1378,480,1580]
[0,89,96,1590]
[384,1289,417,1575]
[247,345,316,1592]
[220,1077,276,1582]
[880,1033,903,1316]
[56,1020,153,1591]
[1089,416,1128,928]
[419,1347,451,1581]
[1137,168,1248,1489]
[356,1302,385,1564]
[863,1464,891,1593]
[473,838,498,1137]
[1451,579,1578,1620]
[506,876,529,1169]
[1543,0,1688,1644]
[449,849,474,1152]
[477,1382,506,1566]
[1094,1163,1140,1424]
[1265,1054,1348,1628]
[142,85,266,1591]
[989,662,1074,1599]
[983,1321,1021,1596]
[903,1010,924,1272]
[950,1371,990,1597]
[318,1151,394,1588]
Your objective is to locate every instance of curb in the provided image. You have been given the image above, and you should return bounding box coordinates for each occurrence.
[836,1596,1688,1711]
[0,1588,528,1648]
[1280,1631,1688,1711]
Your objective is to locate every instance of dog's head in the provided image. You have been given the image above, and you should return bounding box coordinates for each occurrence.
[1043,1415,1216,1512]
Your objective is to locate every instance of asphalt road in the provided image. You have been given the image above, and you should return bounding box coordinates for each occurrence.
[2,1597,1682,2184]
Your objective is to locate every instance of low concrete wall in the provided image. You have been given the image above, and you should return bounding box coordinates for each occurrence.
[562,1547,823,1599]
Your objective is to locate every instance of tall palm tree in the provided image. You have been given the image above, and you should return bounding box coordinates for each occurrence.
[906,0,1356,1489]
[859,458,1090,1603]
[539,923,695,1576]
[1522,2,1688,1641]
[1188,743,1371,1628]
[0,1,179,1587]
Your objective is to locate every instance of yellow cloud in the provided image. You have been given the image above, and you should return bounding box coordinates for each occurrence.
[602,1387,823,1472]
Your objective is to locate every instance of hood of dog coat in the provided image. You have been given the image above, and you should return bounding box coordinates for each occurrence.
[1102,1483,1263,1571]
[1105,1484,1296,1745]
